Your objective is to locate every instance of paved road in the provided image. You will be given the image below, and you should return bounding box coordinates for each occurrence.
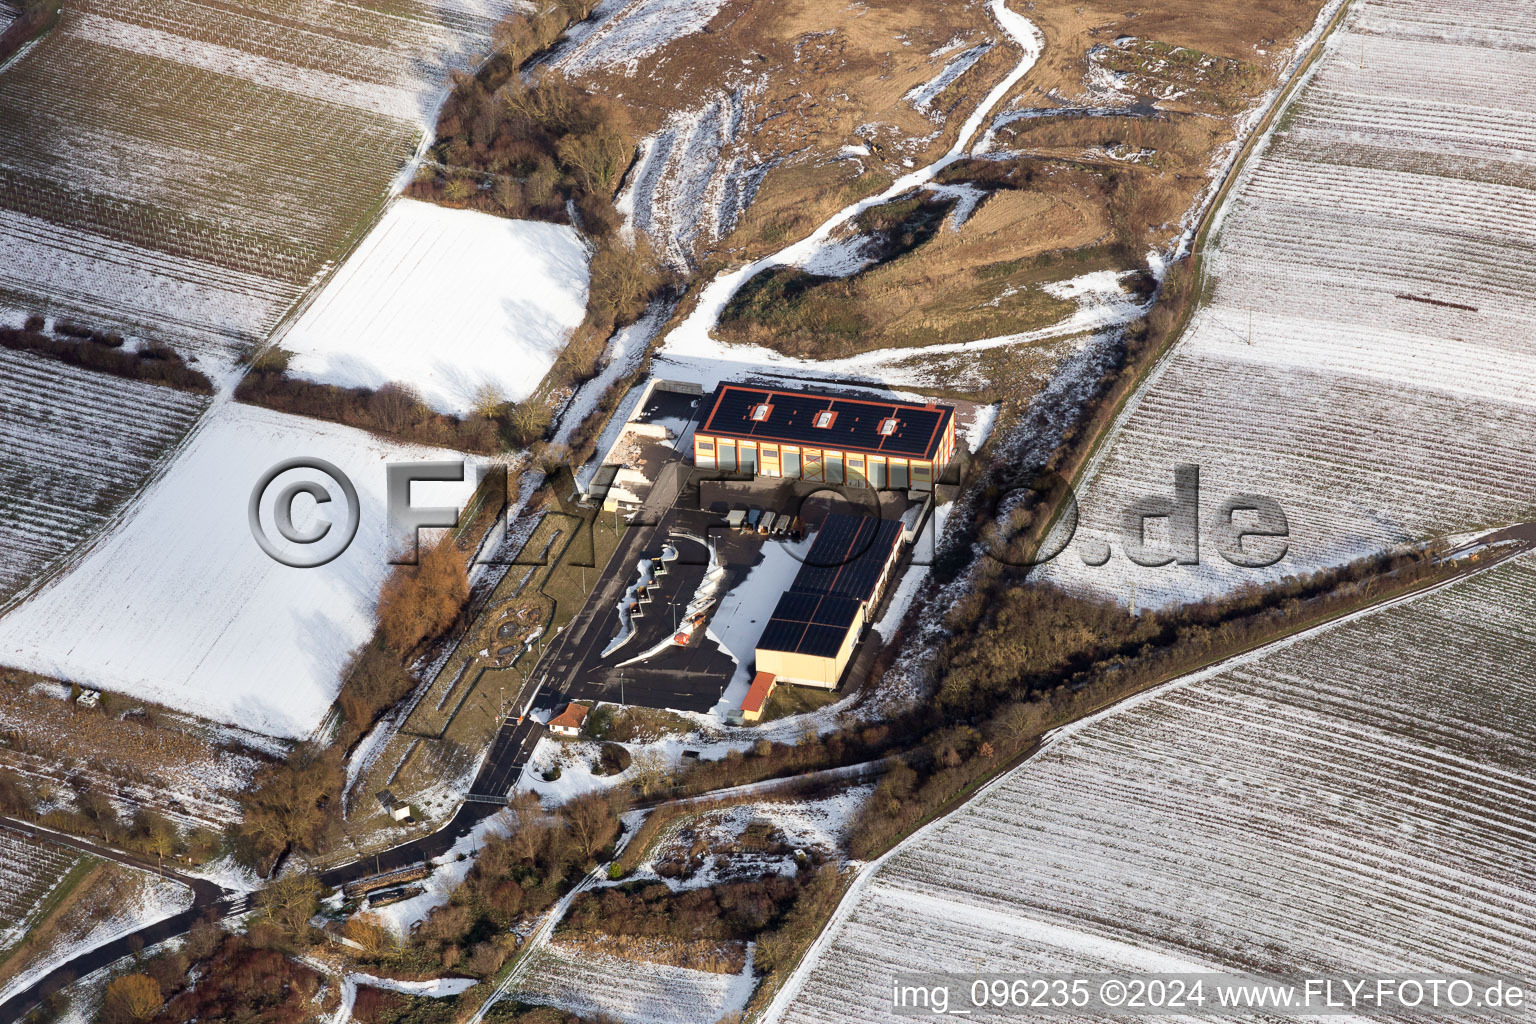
[471,717,545,801]
[0,818,243,1021]
[524,461,692,712]
[0,712,540,1023]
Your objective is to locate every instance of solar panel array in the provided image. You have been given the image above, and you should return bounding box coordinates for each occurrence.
[757,514,903,658]
[701,385,953,459]
[793,516,903,600]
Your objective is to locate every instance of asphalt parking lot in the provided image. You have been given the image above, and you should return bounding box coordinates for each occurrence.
[557,525,736,711]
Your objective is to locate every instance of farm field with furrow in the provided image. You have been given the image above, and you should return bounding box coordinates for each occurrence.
[0,0,523,355]
[5,0,1535,1019]
[773,555,1536,1023]
[0,346,208,605]
[1039,0,1536,606]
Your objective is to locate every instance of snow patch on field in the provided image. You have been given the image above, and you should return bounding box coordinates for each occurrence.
[553,301,668,447]
[905,44,993,112]
[627,786,871,892]
[0,869,192,1004]
[0,402,482,739]
[617,86,771,271]
[773,555,1536,1022]
[351,972,479,998]
[66,12,423,122]
[280,200,589,416]
[1039,0,1536,607]
[0,209,296,356]
[559,0,730,76]
[516,941,756,1024]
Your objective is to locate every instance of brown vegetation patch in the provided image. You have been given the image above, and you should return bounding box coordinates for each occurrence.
[715,176,1109,356]
[0,670,264,833]
[564,0,1014,266]
[1007,0,1325,108]
[0,322,212,394]
[551,933,748,974]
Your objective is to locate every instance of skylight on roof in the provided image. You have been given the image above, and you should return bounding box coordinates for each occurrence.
[814,410,836,428]
[752,402,772,421]
[879,417,899,435]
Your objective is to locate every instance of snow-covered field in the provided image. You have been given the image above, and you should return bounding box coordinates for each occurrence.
[772,554,1536,1023]
[558,0,731,77]
[1039,0,1536,607]
[0,402,482,739]
[627,787,870,892]
[0,0,526,601]
[0,833,77,952]
[0,0,525,354]
[515,941,757,1024]
[279,200,590,416]
[0,346,207,604]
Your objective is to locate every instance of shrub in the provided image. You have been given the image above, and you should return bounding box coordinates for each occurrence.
[376,537,471,657]
[233,745,343,868]
[596,742,631,775]
[234,371,507,453]
[102,974,161,1023]
[0,324,212,393]
[335,641,416,732]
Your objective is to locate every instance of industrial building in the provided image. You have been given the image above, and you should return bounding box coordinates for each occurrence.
[754,513,907,689]
[693,385,956,491]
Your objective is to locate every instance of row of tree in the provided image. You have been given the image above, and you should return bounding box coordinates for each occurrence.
[1,322,213,394]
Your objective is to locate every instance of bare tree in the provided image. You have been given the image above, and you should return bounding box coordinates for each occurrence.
[562,790,618,858]
[506,790,546,861]
[255,871,322,943]
[473,383,505,420]
[103,974,161,1023]
[368,383,419,434]
[557,124,629,194]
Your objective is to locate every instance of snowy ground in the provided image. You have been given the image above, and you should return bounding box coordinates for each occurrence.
[558,0,732,78]
[0,345,208,605]
[624,786,871,892]
[280,200,590,416]
[0,833,77,952]
[0,866,191,1004]
[1038,0,1536,607]
[369,809,514,937]
[0,0,526,356]
[770,554,1536,1023]
[514,942,756,1024]
[351,972,478,998]
[615,85,771,272]
[646,0,1042,373]
[0,402,483,740]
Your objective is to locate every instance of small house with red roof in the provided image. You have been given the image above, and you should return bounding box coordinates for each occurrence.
[549,702,590,738]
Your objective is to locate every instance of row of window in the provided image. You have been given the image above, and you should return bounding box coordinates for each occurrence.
[696,436,933,489]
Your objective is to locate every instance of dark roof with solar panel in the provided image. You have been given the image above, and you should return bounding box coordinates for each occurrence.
[756,514,904,657]
[699,384,953,459]
[792,516,903,601]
